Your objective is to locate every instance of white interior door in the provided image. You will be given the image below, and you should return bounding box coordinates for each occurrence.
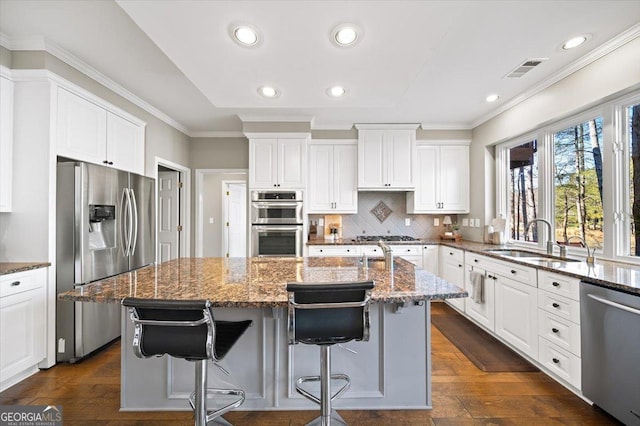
[224,182,247,257]
[157,170,180,262]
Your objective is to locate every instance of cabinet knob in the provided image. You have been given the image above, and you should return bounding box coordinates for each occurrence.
[10,281,20,286]
[510,270,516,274]
[552,328,559,333]
[552,358,560,364]
[552,282,560,287]
[474,259,478,263]
[103,160,109,164]
[346,249,350,252]
[108,161,113,165]
[552,302,560,308]
[458,264,463,268]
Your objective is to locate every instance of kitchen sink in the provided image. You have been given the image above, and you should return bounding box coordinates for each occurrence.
[484,249,581,265]
[522,258,581,267]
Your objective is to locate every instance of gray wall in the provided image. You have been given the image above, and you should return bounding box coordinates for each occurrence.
[465,36,640,242]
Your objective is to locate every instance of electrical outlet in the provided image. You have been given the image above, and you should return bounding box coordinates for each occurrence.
[434,218,439,226]
[475,218,481,227]
[209,217,214,224]
[405,218,411,226]
[462,218,469,227]
[318,218,324,226]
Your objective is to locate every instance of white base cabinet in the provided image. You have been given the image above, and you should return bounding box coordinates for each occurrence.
[439,247,466,312]
[0,268,47,392]
[494,275,538,358]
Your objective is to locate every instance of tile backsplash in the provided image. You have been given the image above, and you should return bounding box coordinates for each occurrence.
[309,191,456,240]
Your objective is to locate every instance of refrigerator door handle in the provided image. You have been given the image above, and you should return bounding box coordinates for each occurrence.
[120,187,129,256]
[130,188,139,255]
[125,188,134,256]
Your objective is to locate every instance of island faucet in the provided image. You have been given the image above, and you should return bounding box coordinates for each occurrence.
[525,218,566,257]
[566,235,595,265]
[377,240,394,272]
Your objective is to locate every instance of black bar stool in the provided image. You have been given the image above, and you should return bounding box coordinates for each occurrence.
[286,281,374,426]
[121,298,252,426]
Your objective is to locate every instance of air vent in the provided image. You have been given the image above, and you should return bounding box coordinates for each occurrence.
[505,58,548,78]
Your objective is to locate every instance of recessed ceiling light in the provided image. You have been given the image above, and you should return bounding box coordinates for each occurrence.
[230,24,261,47]
[486,94,500,103]
[331,23,362,47]
[258,86,279,98]
[327,86,347,97]
[562,35,588,50]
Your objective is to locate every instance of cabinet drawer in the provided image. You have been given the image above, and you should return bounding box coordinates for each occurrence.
[360,246,384,257]
[0,269,45,298]
[538,270,580,301]
[441,247,464,262]
[538,290,580,324]
[307,246,360,257]
[538,337,581,389]
[538,310,581,356]
[466,253,536,287]
[389,245,422,256]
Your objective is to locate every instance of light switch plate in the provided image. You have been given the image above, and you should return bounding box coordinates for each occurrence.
[474,218,481,227]
[405,218,411,226]
[209,217,214,224]
[434,218,439,226]
[318,218,324,226]
[462,218,469,227]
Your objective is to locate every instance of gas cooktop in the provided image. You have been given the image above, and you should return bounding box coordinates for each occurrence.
[352,235,418,242]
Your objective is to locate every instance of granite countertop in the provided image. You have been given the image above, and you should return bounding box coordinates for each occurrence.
[0,262,51,275]
[307,238,439,246]
[310,238,640,296]
[57,257,467,307]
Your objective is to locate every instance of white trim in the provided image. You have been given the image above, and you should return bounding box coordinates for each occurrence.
[194,168,248,257]
[243,132,311,139]
[221,180,248,257]
[355,123,420,130]
[420,123,473,130]
[1,33,190,136]
[415,139,471,146]
[310,122,355,130]
[154,157,191,260]
[237,114,314,123]
[189,131,246,138]
[472,23,640,129]
[309,138,357,145]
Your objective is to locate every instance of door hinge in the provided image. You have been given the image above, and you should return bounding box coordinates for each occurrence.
[177,181,183,188]
[226,191,230,196]
[226,252,229,258]
[177,225,183,232]
[226,221,229,227]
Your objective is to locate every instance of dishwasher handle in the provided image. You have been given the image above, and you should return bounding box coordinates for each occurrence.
[587,293,640,316]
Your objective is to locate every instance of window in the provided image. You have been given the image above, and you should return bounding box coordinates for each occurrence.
[552,118,603,248]
[497,91,640,262]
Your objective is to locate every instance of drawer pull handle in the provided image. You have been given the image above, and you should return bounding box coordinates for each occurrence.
[552,303,560,308]
[552,358,560,364]
[510,269,516,274]
[449,252,454,256]
[552,328,559,333]
[458,264,463,268]
[11,281,21,286]
[474,259,478,263]
[346,249,350,252]
[552,282,560,287]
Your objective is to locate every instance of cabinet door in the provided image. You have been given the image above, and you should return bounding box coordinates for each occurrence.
[422,245,439,274]
[358,130,386,188]
[278,138,306,188]
[307,144,334,212]
[386,130,414,188]
[440,145,469,212]
[494,276,538,358]
[249,139,278,188]
[57,87,107,165]
[0,288,46,382]
[333,144,358,212]
[465,266,494,331]
[0,75,13,212]
[440,256,465,312]
[106,112,144,175]
[408,145,440,212]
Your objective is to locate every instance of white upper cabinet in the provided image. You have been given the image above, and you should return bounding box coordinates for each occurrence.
[0,73,14,212]
[57,87,145,175]
[407,142,470,213]
[307,141,358,213]
[248,135,308,189]
[356,125,417,190]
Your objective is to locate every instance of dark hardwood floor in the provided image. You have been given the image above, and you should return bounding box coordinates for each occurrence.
[0,302,619,425]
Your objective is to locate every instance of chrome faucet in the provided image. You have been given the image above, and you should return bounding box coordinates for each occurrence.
[525,219,566,257]
[566,235,595,265]
[377,240,394,272]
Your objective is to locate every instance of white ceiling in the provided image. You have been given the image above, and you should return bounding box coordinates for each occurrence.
[1,1,639,136]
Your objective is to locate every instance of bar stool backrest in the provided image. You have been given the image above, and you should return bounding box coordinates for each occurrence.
[286,281,374,346]
[122,298,215,362]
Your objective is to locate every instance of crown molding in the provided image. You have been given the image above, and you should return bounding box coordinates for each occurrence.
[420,123,472,130]
[237,114,315,123]
[243,132,311,139]
[471,22,640,129]
[1,33,192,136]
[355,123,420,130]
[189,131,246,138]
[309,122,355,130]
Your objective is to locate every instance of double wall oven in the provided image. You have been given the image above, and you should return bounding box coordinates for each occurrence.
[251,190,303,257]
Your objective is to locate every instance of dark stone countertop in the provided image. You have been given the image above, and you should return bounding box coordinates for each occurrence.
[0,262,51,275]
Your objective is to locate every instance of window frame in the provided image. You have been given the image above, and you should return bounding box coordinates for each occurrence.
[496,90,640,263]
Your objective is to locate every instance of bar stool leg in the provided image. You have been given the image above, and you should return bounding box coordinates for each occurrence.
[195,360,207,426]
[305,346,346,426]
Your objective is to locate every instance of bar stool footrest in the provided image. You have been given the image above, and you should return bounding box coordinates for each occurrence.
[188,388,245,423]
[295,374,351,405]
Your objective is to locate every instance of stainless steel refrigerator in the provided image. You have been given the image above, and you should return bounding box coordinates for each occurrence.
[56,161,155,362]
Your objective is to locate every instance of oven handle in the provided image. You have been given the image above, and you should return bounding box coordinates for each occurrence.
[253,225,303,232]
[252,201,302,208]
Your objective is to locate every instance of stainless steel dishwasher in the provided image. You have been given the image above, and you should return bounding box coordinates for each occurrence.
[581,281,640,425]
